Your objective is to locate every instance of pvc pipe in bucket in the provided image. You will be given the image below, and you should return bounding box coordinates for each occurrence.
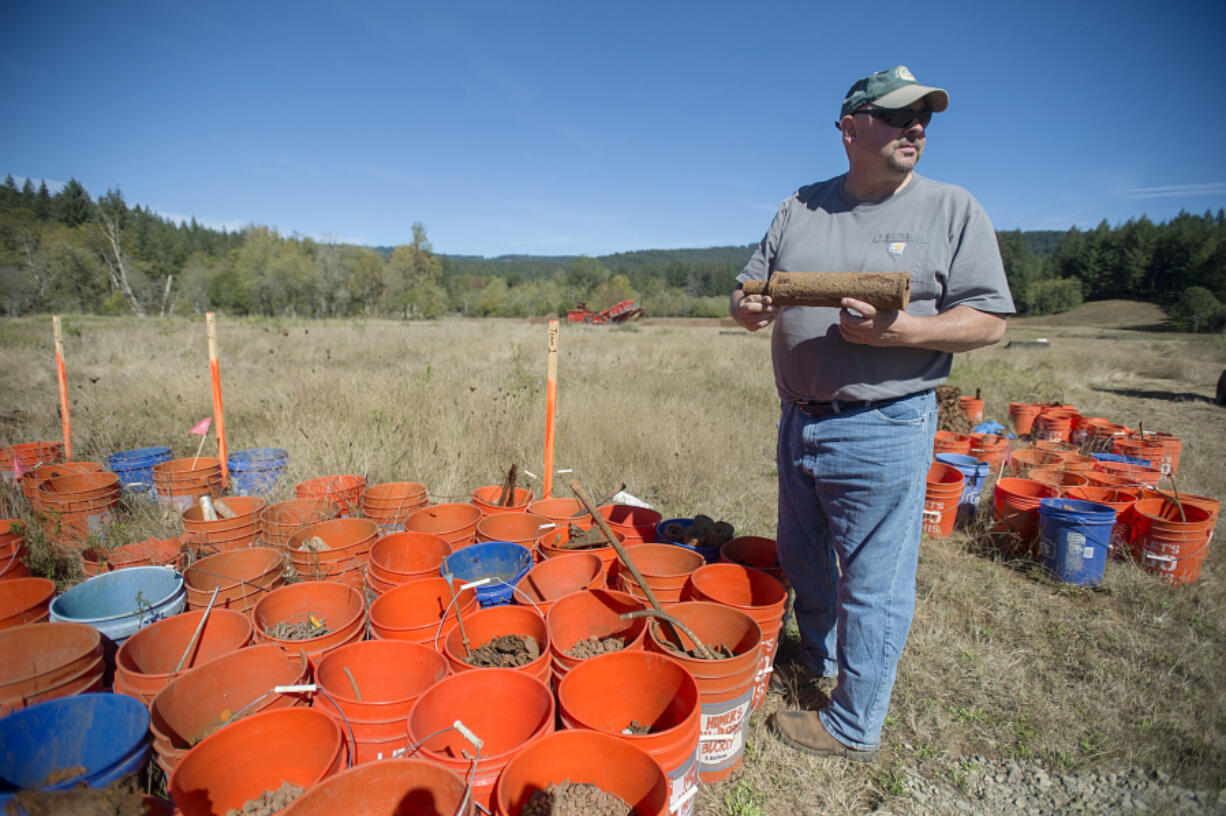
[442,541,533,607]
[1038,498,1116,586]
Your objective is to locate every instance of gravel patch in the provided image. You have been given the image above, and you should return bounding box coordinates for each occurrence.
[880,757,1224,816]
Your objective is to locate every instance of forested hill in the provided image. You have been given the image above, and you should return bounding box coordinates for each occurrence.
[1,175,1223,331]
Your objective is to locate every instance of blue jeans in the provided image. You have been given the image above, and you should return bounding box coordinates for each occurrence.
[775,391,937,750]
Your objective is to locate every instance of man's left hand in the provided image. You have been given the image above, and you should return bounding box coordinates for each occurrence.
[838,297,913,347]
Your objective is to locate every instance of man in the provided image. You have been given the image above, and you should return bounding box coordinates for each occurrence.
[731,65,1014,760]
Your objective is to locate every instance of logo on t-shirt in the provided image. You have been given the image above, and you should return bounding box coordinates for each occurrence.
[888,242,906,255]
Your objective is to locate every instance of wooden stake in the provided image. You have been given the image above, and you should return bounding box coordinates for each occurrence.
[568,479,716,659]
[52,316,72,459]
[206,313,229,486]
[543,320,559,499]
[173,587,219,673]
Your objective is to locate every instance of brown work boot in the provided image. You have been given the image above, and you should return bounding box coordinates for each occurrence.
[772,710,879,762]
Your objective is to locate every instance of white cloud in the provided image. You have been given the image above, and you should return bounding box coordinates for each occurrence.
[156,211,249,232]
[1119,182,1226,200]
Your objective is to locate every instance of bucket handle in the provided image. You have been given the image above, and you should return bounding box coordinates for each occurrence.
[432,577,544,649]
[403,720,483,816]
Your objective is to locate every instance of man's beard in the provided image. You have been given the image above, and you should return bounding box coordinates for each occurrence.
[886,142,921,174]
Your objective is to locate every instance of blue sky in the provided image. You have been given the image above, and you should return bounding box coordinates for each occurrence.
[4,0,1225,258]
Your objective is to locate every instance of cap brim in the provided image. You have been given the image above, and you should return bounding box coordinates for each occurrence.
[874,84,949,113]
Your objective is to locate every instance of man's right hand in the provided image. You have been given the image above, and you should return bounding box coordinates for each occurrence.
[731,289,777,332]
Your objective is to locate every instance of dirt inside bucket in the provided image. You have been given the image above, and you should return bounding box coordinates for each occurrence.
[463,634,540,668]
[623,719,653,735]
[226,781,304,816]
[6,776,143,816]
[268,614,331,640]
[936,384,974,434]
[564,525,611,549]
[37,766,88,787]
[564,635,626,659]
[522,780,632,816]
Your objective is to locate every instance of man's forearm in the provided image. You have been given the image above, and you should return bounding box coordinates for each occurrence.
[898,305,1007,352]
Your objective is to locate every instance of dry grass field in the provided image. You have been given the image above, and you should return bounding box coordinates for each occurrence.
[0,301,1223,814]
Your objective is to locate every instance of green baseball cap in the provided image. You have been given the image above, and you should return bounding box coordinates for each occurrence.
[839,65,949,119]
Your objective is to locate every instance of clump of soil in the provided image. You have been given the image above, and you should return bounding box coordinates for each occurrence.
[565,635,625,659]
[521,780,632,816]
[463,634,540,667]
[226,781,304,816]
[38,766,87,787]
[674,514,734,548]
[936,384,975,434]
[623,719,653,735]
[564,525,611,549]
[7,776,143,816]
[268,614,330,640]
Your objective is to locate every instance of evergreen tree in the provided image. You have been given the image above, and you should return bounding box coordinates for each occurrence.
[33,181,52,220]
[52,178,92,227]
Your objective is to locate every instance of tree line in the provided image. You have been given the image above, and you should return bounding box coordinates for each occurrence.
[1,176,1223,331]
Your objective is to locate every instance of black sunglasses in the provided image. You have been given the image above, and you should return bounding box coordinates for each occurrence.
[850,107,932,129]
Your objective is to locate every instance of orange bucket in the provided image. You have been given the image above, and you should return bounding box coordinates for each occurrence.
[687,563,787,712]
[313,639,450,764]
[368,576,478,646]
[557,650,700,816]
[443,604,550,682]
[169,707,344,816]
[922,462,965,538]
[407,668,555,815]
[644,601,761,782]
[280,759,472,815]
[406,503,483,548]
[0,577,55,630]
[493,729,670,816]
[516,552,605,618]
[546,589,649,684]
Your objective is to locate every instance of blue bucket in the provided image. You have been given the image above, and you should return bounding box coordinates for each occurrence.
[227,448,289,497]
[1038,498,1116,586]
[656,517,721,563]
[49,566,185,645]
[935,453,990,525]
[442,541,533,607]
[0,693,150,810]
[1090,452,1152,468]
[106,446,172,497]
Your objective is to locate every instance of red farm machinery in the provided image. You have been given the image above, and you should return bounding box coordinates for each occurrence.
[565,300,645,325]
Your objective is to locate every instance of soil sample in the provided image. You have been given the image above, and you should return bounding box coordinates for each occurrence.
[622,719,653,735]
[683,515,734,548]
[38,766,87,787]
[936,384,974,434]
[563,525,609,549]
[564,635,625,659]
[268,614,330,641]
[521,780,632,816]
[463,634,540,668]
[9,777,144,816]
[226,781,304,816]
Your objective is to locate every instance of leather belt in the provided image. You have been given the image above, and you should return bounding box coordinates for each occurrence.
[791,392,914,419]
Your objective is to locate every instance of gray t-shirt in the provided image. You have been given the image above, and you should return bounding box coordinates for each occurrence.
[737,173,1015,403]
